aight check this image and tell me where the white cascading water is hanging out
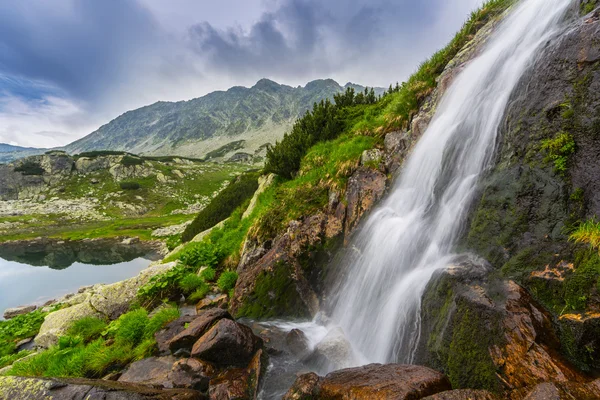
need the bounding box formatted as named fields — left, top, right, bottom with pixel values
left=325, top=0, right=573, bottom=368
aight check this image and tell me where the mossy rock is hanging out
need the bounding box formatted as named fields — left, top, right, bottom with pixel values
left=235, top=261, right=311, bottom=319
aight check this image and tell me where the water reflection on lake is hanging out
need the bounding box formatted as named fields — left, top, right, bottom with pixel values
left=0, top=239, right=162, bottom=316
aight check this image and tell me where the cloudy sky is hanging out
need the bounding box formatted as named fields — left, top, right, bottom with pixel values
left=0, top=0, right=485, bottom=148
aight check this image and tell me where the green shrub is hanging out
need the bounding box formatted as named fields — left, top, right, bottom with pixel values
left=120, top=155, right=144, bottom=166
left=67, top=317, right=107, bottom=342
left=217, top=271, right=238, bottom=293
left=119, top=181, right=141, bottom=190
left=179, top=242, right=222, bottom=268
left=137, top=265, right=191, bottom=303
left=181, top=172, right=259, bottom=242
left=200, top=267, right=216, bottom=282
left=77, top=150, right=128, bottom=158
left=541, top=132, right=576, bottom=175
left=166, top=235, right=182, bottom=251
left=179, top=273, right=205, bottom=294
left=14, top=161, right=44, bottom=176
left=188, top=282, right=210, bottom=303
left=0, top=310, right=47, bottom=359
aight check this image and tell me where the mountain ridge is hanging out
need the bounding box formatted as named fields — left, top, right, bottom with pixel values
left=64, top=78, right=384, bottom=160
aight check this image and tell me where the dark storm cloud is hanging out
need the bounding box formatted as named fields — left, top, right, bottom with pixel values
left=0, top=0, right=159, bottom=102
left=187, top=0, right=459, bottom=85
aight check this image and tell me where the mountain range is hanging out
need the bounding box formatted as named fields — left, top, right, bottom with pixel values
left=1, top=78, right=382, bottom=164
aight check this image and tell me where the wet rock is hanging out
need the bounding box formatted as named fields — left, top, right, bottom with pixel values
left=411, top=113, right=431, bottom=140
left=284, top=364, right=451, bottom=400
left=309, top=327, right=353, bottom=369
left=208, top=349, right=265, bottom=400
left=383, top=130, right=411, bottom=172
left=170, top=358, right=216, bottom=392
left=422, top=389, right=500, bottom=399
left=0, top=376, right=205, bottom=400
left=285, top=329, right=310, bottom=359
left=556, top=312, right=600, bottom=372
left=191, top=319, right=263, bottom=367
left=196, top=294, right=228, bottom=313
left=155, top=315, right=196, bottom=355
left=168, top=309, right=232, bottom=354
left=118, top=356, right=177, bottom=388
left=345, top=167, right=387, bottom=239
left=384, top=131, right=409, bottom=154
left=416, top=260, right=589, bottom=393
left=3, top=305, right=37, bottom=319
left=282, top=372, right=321, bottom=400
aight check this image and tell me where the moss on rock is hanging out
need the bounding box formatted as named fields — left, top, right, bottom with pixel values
left=236, top=261, right=311, bottom=319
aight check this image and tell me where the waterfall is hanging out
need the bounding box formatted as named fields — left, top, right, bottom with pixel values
left=326, top=0, right=573, bottom=367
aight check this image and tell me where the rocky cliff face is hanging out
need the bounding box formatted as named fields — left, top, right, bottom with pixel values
left=461, top=1, right=600, bottom=374
left=411, top=2, right=600, bottom=396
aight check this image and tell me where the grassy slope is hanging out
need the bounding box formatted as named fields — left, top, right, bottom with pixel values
left=0, top=161, right=247, bottom=243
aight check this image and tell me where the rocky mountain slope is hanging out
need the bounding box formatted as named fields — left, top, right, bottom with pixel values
left=64, top=79, right=382, bottom=160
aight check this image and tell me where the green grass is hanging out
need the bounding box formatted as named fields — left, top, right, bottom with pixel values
left=570, top=219, right=600, bottom=253
left=188, top=283, right=210, bottom=303
left=67, top=317, right=108, bottom=343
left=200, top=267, right=216, bottom=282
left=0, top=311, right=47, bottom=360
left=6, top=306, right=179, bottom=378
left=257, top=134, right=375, bottom=239
left=217, top=271, right=238, bottom=293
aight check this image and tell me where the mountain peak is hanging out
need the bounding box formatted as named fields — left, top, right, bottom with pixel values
left=252, top=78, right=281, bottom=92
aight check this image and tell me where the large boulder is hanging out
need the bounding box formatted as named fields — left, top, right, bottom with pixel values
left=283, top=364, right=451, bottom=400
left=168, top=309, right=233, bottom=354
left=34, top=301, right=104, bottom=348
left=415, top=256, right=588, bottom=393
left=35, top=261, right=177, bottom=347
left=191, top=319, right=263, bottom=367
left=74, top=156, right=113, bottom=173
left=118, top=356, right=215, bottom=392
left=0, top=376, right=205, bottom=400
left=308, top=327, right=354, bottom=370
left=155, top=315, right=196, bottom=355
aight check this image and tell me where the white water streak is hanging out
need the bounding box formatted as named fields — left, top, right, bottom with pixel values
left=327, top=0, right=573, bottom=367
